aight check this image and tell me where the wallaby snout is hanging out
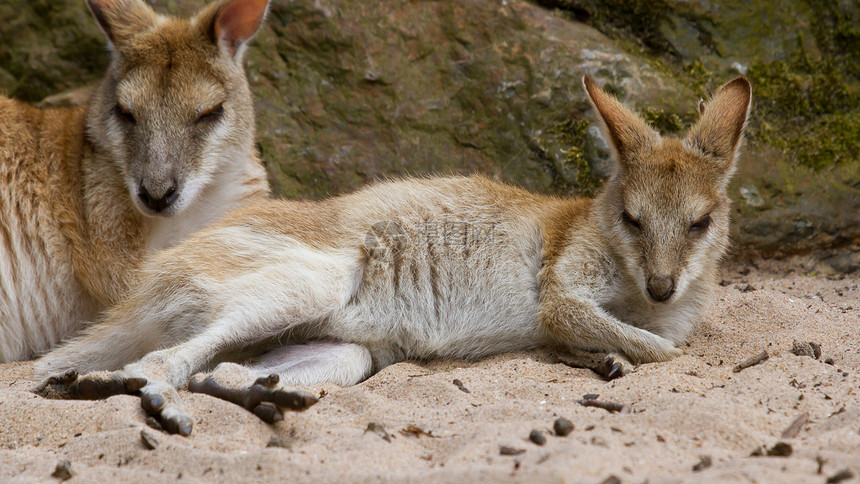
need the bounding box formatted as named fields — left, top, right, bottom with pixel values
left=646, top=275, right=675, bottom=302
left=138, top=179, right=179, bottom=214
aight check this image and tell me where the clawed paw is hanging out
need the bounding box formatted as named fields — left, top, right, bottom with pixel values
left=599, top=353, right=635, bottom=380
left=188, top=373, right=318, bottom=424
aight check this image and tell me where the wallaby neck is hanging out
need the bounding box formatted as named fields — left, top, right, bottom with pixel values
left=144, top=146, right=269, bottom=253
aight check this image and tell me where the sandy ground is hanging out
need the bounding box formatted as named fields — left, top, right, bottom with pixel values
left=0, top=262, right=857, bottom=483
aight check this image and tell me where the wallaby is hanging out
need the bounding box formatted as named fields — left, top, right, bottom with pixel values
left=35, top=76, right=752, bottom=436
left=0, top=0, right=272, bottom=362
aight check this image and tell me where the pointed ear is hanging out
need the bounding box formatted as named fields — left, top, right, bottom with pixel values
left=196, top=0, right=270, bottom=60
left=686, top=77, right=751, bottom=166
left=582, top=75, right=660, bottom=165
left=86, top=0, right=159, bottom=48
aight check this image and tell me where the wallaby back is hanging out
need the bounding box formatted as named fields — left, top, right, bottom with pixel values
left=0, top=0, right=272, bottom=362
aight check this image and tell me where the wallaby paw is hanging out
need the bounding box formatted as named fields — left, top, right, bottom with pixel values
left=556, top=349, right=635, bottom=380
left=31, top=369, right=147, bottom=400
left=600, top=353, right=635, bottom=380
left=188, top=372, right=318, bottom=424
left=629, top=339, right=683, bottom=364
left=139, top=381, right=193, bottom=436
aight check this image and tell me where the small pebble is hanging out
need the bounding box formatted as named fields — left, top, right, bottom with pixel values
left=452, top=379, right=471, bottom=393
left=767, top=442, right=793, bottom=457
left=499, top=445, right=525, bottom=456
left=140, top=430, right=159, bottom=450
left=827, top=469, right=854, bottom=484
left=51, top=460, right=73, bottom=481
left=692, top=455, right=712, bottom=472
left=553, top=417, right=574, bottom=437
left=529, top=429, right=546, bottom=446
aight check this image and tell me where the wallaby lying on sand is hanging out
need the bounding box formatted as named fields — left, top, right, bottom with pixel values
left=0, top=0, right=271, bottom=361
left=36, top=76, right=752, bottom=436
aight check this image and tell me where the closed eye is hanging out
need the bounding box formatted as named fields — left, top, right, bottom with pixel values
left=196, top=102, right=224, bottom=124
left=621, top=211, right=641, bottom=230
left=113, top=103, right=135, bottom=124
left=690, top=214, right=711, bottom=232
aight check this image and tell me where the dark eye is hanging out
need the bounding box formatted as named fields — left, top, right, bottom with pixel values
left=621, top=211, right=641, bottom=230
left=690, top=215, right=711, bottom=232
left=113, top=103, right=135, bottom=124
left=196, top=102, right=224, bottom=124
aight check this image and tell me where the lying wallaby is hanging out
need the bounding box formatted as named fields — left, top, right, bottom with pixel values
left=36, top=76, right=751, bottom=435
left=0, top=0, right=271, bottom=361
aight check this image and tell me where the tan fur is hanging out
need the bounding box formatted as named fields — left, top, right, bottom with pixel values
left=38, top=77, right=752, bottom=404
left=0, top=0, right=271, bottom=362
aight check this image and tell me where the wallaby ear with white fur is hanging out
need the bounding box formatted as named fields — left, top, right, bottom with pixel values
left=196, top=0, right=270, bottom=60
left=685, top=77, right=751, bottom=168
left=86, top=0, right=159, bottom=48
left=582, top=75, right=661, bottom=166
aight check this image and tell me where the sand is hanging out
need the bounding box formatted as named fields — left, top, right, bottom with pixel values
left=0, top=261, right=857, bottom=483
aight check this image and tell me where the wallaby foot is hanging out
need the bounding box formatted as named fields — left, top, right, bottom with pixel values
left=31, top=370, right=193, bottom=436
left=556, top=349, right=635, bottom=380
left=188, top=367, right=317, bottom=424
left=31, top=369, right=146, bottom=399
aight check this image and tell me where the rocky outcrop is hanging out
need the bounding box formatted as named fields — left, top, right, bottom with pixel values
left=1, top=0, right=857, bottom=271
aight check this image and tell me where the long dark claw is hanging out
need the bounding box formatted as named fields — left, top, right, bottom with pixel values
left=252, top=402, right=284, bottom=424
left=140, top=392, right=165, bottom=414
left=603, top=357, right=624, bottom=380
left=255, top=374, right=280, bottom=387
left=267, top=387, right=318, bottom=411
left=160, top=414, right=193, bottom=436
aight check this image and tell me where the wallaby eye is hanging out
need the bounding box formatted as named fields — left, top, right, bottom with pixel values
left=621, top=211, right=641, bottom=230
left=690, top=214, right=711, bottom=232
left=113, top=103, right=135, bottom=124
left=196, top=102, right=224, bottom=124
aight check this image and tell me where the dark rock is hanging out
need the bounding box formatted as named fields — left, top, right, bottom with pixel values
left=499, top=445, right=526, bottom=456
left=529, top=429, right=546, bottom=445
left=692, top=455, right=712, bottom=472
left=554, top=417, right=574, bottom=436
left=51, top=460, right=73, bottom=481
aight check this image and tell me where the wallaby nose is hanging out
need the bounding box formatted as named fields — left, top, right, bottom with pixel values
left=138, top=180, right=179, bottom=213
left=647, top=275, right=676, bottom=302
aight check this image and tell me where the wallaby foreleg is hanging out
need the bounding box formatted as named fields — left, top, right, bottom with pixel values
left=542, top=298, right=682, bottom=365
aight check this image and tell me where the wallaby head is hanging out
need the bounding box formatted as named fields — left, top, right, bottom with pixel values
left=584, top=76, right=751, bottom=304
left=85, top=0, right=269, bottom=217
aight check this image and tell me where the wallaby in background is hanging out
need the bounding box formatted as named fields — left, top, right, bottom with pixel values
left=36, top=76, right=752, bottom=436
left=0, top=0, right=272, bottom=362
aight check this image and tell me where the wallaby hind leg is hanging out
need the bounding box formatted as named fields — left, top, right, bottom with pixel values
left=187, top=341, right=371, bottom=423
left=118, top=246, right=362, bottom=388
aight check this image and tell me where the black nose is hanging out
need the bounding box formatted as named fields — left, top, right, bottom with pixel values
left=138, top=181, right=179, bottom=213
left=647, top=275, right=676, bottom=302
